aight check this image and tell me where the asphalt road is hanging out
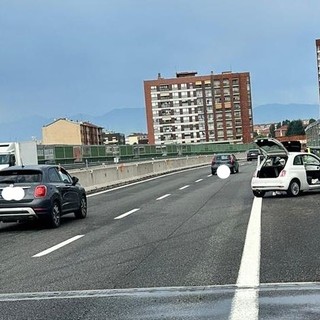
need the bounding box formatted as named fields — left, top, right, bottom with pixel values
left=1, top=161, right=320, bottom=319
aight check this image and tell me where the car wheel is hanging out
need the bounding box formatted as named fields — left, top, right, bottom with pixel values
left=253, top=190, right=265, bottom=197
left=287, top=179, right=301, bottom=197
left=74, top=196, right=87, bottom=219
left=48, top=201, right=61, bottom=228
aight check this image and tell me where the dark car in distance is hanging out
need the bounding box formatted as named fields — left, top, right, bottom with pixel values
left=211, top=153, right=239, bottom=175
left=246, top=148, right=261, bottom=161
left=0, top=165, right=87, bottom=228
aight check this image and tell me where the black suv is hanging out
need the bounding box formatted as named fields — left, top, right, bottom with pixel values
left=0, top=165, right=87, bottom=228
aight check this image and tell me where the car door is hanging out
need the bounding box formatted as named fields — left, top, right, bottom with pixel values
left=57, top=167, right=81, bottom=212
left=302, top=154, right=320, bottom=188
left=49, top=167, right=79, bottom=212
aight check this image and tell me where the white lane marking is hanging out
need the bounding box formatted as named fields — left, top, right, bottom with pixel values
left=156, top=194, right=171, bottom=200
left=207, top=174, right=212, bottom=177
left=195, top=179, right=203, bottom=183
left=179, top=185, right=190, bottom=190
left=33, top=235, right=84, bottom=258
left=229, top=196, right=262, bottom=320
left=114, top=208, right=140, bottom=220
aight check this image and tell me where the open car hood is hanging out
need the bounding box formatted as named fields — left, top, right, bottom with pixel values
left=255, top=138, right=289, bottom=157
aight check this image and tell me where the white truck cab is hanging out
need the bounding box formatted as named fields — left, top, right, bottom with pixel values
left=0, top=141, right=38, bottom=170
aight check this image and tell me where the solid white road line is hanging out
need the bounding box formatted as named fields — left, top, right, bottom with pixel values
left=179, top=185, right=190, bottom=190
left=195, top=179, right=203, bottom=183
left=156, top=194, right=171, bottom=200
left=229, top=196, right=262, bottom=320
left=33, top=235, right=85, bottom=258
left=114, top=208, right=140, bottom=220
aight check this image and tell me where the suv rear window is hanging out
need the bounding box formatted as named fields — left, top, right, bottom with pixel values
left=0, top=170, right=42, bottom=183
left=216, top=155, right=231, bottom=160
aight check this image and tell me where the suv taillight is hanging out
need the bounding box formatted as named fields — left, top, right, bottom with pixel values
left=34, top=185, right=47, bottom=198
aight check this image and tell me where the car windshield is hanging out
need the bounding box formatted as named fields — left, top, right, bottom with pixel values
left=0, top=170, right=42, bottom=183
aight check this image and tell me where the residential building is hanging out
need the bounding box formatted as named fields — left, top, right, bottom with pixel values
left=254, top=124, right=271, bottom=137
left=42, top=118, right=103, bottom=145
left=275, top=125, right=288, bottom=138
left=103, top=131, right=125, bottom=145
left=144, top=71, right=253, bottom=145
left=316, top=39, right=320, bottom=107
left=126, top=133, right=148, bottom=145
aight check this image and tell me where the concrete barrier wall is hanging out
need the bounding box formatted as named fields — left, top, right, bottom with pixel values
left=70, top=155, right=213, bottom=193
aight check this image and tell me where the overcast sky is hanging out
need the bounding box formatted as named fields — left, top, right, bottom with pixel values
left=1, top=0, right=320, bottom=122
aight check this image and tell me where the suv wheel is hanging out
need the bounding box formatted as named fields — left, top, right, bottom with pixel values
left=74, top=196, right=87, bottom=219
left=48, top=201, right=61, bottom=228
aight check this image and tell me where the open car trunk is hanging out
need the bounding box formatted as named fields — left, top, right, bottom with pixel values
left=257, top=155, right=288, bottom=178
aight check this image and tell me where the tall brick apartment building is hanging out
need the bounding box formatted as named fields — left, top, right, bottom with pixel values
left=316, top=39, right=320, bottom=101
left=144, top=71, right=254, bottom=144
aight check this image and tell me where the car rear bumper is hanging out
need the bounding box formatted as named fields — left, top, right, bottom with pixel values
left=0, top=206, right=52, bottom=222
left=0, top=207, right=38, bottom=222
left=211, top=163, right=235, bottom=171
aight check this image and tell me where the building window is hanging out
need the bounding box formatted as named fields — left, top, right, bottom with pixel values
left=214, top=80, right=220, bottom=88
left=181, top=91, right=188, bottom=97
left=197, top=98, right=203, bottom=105
left=205, top=90, right=212, bottom=97
left=232, top=79, right=239, bottom=86
left=227, top=129, right=233, bottom=136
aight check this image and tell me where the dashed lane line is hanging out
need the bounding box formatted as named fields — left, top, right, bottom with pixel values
left=179, top=185, right=190, bottom=190
left=156, top=194, right=171, bottom=200
left=114, top=208, right=140, bottom=220
left=33, top=235, right=85, bottom=258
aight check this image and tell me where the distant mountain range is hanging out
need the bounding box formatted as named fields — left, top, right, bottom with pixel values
left=0, top=108, right=147, bottom=142
left=0, top=104, right=318, bottom=142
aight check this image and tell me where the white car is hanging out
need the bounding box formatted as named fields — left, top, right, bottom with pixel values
left=251, top=138, right=320, bottom=197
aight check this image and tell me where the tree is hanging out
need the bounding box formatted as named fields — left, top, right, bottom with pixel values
left=309, top=118, right=316, bottom=124
left=276, top=122, right=281, bottom=129
left=286, top=120, right=305, bottom=136
left=269, top=123, right=275, bottom=138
